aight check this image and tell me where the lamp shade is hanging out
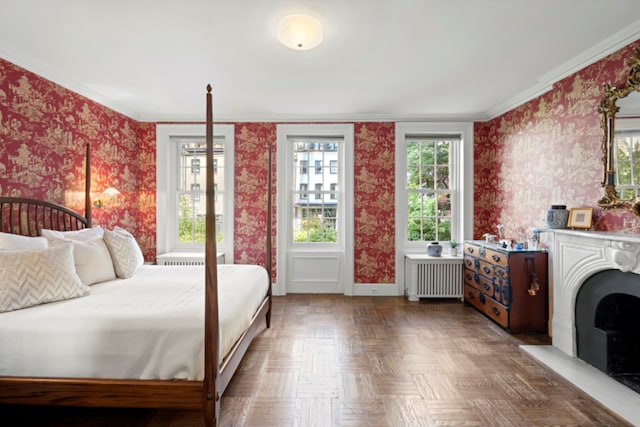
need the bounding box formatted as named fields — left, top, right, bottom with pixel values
left=277, top=14, right=323, bottom=50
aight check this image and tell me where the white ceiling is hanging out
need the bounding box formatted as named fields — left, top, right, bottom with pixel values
left=1, top=0, right=639, bottom=123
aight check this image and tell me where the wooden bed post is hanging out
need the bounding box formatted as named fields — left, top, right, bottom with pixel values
left=85, top=143, right=92, bottom=227
left=203, top=84, right=219, bottom=426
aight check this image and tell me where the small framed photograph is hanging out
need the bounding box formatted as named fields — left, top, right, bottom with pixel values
left=568, top=207, right=593, bottom=229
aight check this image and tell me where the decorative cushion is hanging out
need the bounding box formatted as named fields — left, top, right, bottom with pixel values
left=0, top=232, right=48, bottom=250
left=41, top=226, right=104, bottom=241
left=0, top=243, right=89, bottom=313
left=103, top=227, right=144, bottom=279
left=48, top=237, right=116, bottom=286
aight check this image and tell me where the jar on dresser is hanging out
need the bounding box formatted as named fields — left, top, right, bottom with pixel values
left=462, top=240, right=548, bottom=333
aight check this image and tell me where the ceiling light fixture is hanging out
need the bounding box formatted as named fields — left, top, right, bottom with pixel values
left=277, top=14, right=323, bottom=51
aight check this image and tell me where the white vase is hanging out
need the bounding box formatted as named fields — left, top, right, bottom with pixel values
left=449, top=247, right=458, bottom=256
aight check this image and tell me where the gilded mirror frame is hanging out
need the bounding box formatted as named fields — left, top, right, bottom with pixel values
left=597, top=45, right=640, bottom=217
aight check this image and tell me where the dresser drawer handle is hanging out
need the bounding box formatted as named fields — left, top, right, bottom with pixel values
left=482, top=282, right=491, bottom=291
left=482, top=266, right=491, bottom=275
left=465, top=258, right=473, bottom=267
left=467, top=292, right=475, bottom=300
left=492, top=254, right=501, bottom=262
left=474, top=259, right=480, bottom=269
left=474, top=273, right=480, bottom=284
left=468, top=247, right=474, bottom=254
left=478, top=293, right=486, bottom=304
left=491, top=307, right=500, bottom=316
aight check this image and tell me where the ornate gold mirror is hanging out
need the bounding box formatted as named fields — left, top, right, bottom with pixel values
left=598, top=45, right=640, bottom=217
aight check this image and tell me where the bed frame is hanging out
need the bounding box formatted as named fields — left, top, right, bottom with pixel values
left=0, top=85, right=272, bottom=427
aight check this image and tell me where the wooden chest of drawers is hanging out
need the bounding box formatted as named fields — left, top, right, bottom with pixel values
left=463, top=240, right=548, bottom=333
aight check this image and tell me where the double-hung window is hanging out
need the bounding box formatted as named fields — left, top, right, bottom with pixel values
left=156, top=124, right=234, bottom=262
left=396, top=122, right=472, bottom=253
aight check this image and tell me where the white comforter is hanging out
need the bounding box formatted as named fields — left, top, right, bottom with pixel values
left=0, top=264, right=268, bottom=381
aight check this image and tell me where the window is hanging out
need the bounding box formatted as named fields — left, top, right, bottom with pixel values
left=177, top=138, right=225, bottom=245
left=396, top=122, right=472, bottom=252
left=405, top=137, right=455, bottom=242
left=614, top=119, right=640, bottom=199
left=330, top=160, right=338, bottom=174
left=300, top=160, right=308, bottom=175
left=156, top=124, right=235, bottom=261
left=290, top=137, right=342, bottom=243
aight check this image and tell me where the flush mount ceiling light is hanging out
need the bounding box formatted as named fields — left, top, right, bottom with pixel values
left=277, top=14, right=323, bottom=50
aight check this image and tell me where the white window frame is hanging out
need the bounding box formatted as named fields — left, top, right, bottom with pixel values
left=156, top=123, right=234, bottom=263
left=395, top=122, right=473, bottom=293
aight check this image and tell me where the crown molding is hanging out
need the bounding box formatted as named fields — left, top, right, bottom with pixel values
left=0, top=43, right=140, bottom=121
left=484, top=20, right=640, bottom=121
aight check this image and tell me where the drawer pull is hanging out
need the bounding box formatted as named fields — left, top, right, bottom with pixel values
left=482, top=282, right=491, bottom=291
left=492, top=254, right=501, bottom=262
left=467, top=292, right=475, bottom=299
left=479, top=293, right=486, bottom=304
left=474, top=273, right=480, bottom=284
left=468, top=247, right=474, bottom=254
left=465, top=258, right=473, bottom=267
left=492, top=307, right=500, bottom=316
left=482, top=266, right=491, bottom=275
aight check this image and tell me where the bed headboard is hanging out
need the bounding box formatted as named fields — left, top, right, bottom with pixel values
left=0, top=144, right=92, bottom=236
left=0, top=198, right=89, bottom=236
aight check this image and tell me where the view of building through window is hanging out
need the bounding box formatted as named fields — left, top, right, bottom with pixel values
left=291, top=139, right=341, bottom=242
left=177, top=137, right=225, bottom=244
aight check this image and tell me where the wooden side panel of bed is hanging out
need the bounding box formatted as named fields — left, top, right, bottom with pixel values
left=0, top=87, right=272, bottom=427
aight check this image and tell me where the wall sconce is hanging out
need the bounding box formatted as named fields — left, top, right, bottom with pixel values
left=93, top=187, right=120, bottom=209
left=277, top=14, right=323, bottom=50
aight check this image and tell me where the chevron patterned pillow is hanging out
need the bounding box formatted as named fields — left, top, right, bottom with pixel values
left=103, top=227, right=144, bottom=279
left=0, top=243, right=89, bottom=313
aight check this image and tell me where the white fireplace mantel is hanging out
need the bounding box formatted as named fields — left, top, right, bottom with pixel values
left=549, top=229, right=640, bottom=356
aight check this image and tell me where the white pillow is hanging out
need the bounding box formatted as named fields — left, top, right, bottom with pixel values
left=41, top=226, right=104, bottom=241
left=48, top=237, right=116, bottom=286
left=103, top=227, right=144, bottom=279
left=0, top=243, right=89, bottom=313
left=0, top=232, right=48, bottom=250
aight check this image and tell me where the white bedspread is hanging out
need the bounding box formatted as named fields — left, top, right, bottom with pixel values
left=0, top=264, right=268, bottom=380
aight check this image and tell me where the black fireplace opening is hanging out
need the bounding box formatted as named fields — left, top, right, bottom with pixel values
left=575, top=269, right=640, bottom=394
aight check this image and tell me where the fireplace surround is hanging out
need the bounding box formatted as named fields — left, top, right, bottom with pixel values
left=549, top=229, right=640, bottom=357
left=522, top=229, right=640, bottom=424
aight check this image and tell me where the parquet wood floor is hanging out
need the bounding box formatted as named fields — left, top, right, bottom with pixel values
left=1, top=294, right=632, bottom=426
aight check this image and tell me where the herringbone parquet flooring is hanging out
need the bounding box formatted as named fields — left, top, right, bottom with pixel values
left=1, top=294, right=632, bottom=426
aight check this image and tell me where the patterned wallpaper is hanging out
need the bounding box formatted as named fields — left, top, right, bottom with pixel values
left=2, top=38, right=639, bottom=283
left=0, top=58, right=149, bottom=258
left=474, top=40, right=640, bottom=241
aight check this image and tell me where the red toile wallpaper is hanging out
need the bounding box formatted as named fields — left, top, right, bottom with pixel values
left=233, top=123, right=277, bottom=276
left=474, top=40, right=640, bottom=241
left=354, top=123, right=396, bottom=284
left=0, top=58, right=153, bottom=260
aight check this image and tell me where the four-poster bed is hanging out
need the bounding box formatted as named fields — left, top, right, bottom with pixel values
left=0, top=85, right=272, bottom=426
